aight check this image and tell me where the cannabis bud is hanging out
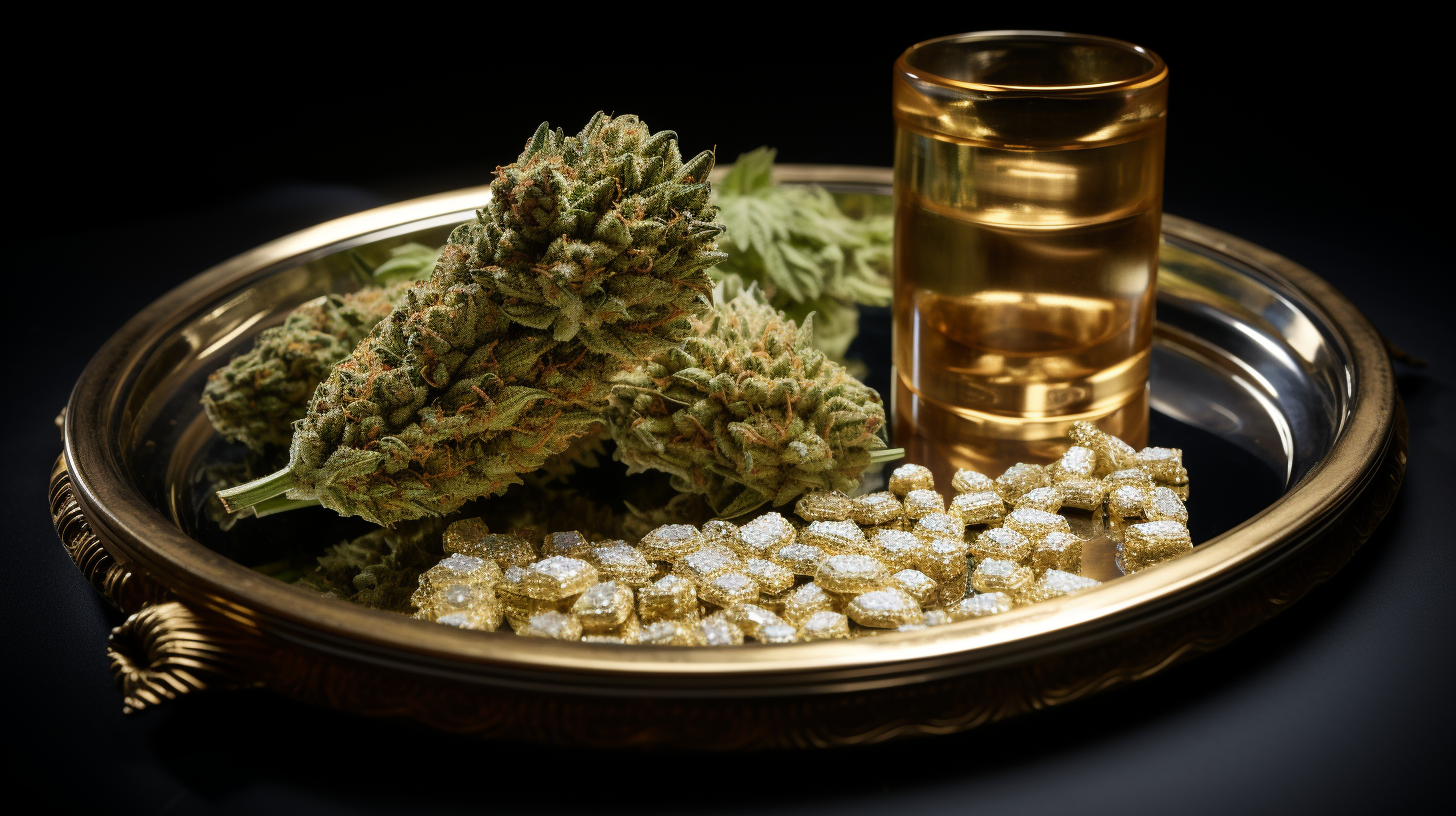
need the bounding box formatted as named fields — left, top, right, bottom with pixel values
left=219, top=113, right=724, bottom=524
left=201, top=282, right=409, bottom=453
left=201, top=243, right=440, bottom=453
left=605, top=286, right=891, bottom=517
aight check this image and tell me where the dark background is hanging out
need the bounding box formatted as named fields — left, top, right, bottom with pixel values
left=11, top=8, right=1451, bottom=815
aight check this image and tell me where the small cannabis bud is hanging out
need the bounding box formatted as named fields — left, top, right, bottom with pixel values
left=294, top=518, right=446, bottom=611
left=605, top=286, right=893, bottom=517
left=711, top=147, right=892, bottom=361
left=219, top=113, right=724, bottom=524
left=201, top=243, right=440, bottom=453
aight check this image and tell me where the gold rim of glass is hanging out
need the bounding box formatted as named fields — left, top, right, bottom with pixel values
left=896, top=30, right=1168, bottom=95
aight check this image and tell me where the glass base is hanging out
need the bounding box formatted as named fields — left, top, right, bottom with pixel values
left=891, top=372, right=1149, bottom=485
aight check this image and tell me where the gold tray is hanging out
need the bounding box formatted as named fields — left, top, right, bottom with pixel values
left=51, top=166, right=1404, bottom=748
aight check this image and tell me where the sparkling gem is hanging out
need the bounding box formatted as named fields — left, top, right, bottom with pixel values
left=1107, top=484, right=1152, bottom=520
left=851, top=491, right=904, bottom=526
left=413, top=553, right=502, bottom=608
left=571, top=581, right=634, bottom=632
left=1052, top=446, right=1100, bottom=480
left=971, top=558, right=1035, bottom=594
left=1033, top=531, right=1084, bottom=572
left=677, top=544, right=743, bottom=582
left=743, top=558, right=795, bottom=595
left=950, top=490, right=1006, bottom=525
left=799, top=610, right=851, bottom=640
left=1136, top=446, right=1188, bottom=484
left=726, top=604, right=787, bottom=637
left=1105, top=468, right=1156, bottom=490
left=816, top=553, right=892, bottom=594
left=846, top=588, right=924, bottom=628
left=918, top=537, right=971, bottom=581
left=801, top=520, right=868, bottom=554
left=756, top=587, right=792, bottom=615
left=938, top=570, right=969, bottom=604
left=944, top=592, right=1014, bottom=620
left=521, top=556, right=598, bottom=601
left=1014, top=486, right=1064, bottom=513
left=1070, top=421, right=1139, bottom=472
left=606, top=614, right=643, bottom=642
left=922, top=609, right=953, bottom=626
left=756, top=623, right=799, bottom=644
left=869, top=528, right=927, bottom=570
left=913, top=511, right=965, bottom=542
left=903, top=489, right=946, bottom=520
left=1058, top=477, right=1106, bottom=511
left=496, top=566, right=545, bottom=626
left=698, top=615, right=744, bottom=646
left=995, top=463, right=1050, bottom=502
left=541, top=530, right=592, bottom=558
left=774, top=542, right=828, bottom=576
left=1144, top=486, right=1189, bottom=524
left=794, top=490, right=855, bottom=522
left=637, top=574, right=699, bottom=622
left=518, top=611, right=583, bottom=640
left=1019, top=569, right=1102, bottom=604
left=701, top=518, right=738, bottom=542
left=432, top=608, right=494, bottom=630
left=972, top=526, right=1032, bottom=562
left=890, top=569, right=939, bottom=605
left=441, top=517, right=490, bottom=555
left=951, top=469, right=996, bottom=494
left=586, top=542, right=656, bottom=586
left=442, top=584, right=478, bottom=607
left=1121, top=520, right=1193, bottom=572
left=782, top=582, right=838, bottom=626
left=1004, top=507, right=1072, bottom=545
left=635, top=620, right=700, bottom=646
left=473, top=534, right=536, bottom=570
left=736, top=513, right=795, bottom=557
left=888, top=464, right=935, bottom=496
left=699, top=572, right=761, bottom=608
left=639, top=524, right=702, bottom=560
left=416, top=581, right=503, bottom=630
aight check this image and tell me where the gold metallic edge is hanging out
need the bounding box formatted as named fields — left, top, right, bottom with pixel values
left=59, top=167, right=1396, bottom=696
left=895, top=30, right=1169, bottom=95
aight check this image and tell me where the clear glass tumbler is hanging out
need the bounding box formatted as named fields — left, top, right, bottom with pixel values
left=892, top=30, right=1168, bottom=479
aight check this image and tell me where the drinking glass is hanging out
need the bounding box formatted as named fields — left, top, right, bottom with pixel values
left=892, top=30, right=1169, bottom=478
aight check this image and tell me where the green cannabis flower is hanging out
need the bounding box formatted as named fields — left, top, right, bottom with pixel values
left=711, top=147, right=892, bottom=360
left=219, top=113, right=724, bottom=525
left=605, top=286, right=891, bottom=517
left=294, top=519, right=446, bottom=611
left=201, top=243, right=439, bottom=453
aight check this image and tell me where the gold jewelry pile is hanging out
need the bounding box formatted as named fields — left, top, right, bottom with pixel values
left=411, top=422, right=1191, bottom=645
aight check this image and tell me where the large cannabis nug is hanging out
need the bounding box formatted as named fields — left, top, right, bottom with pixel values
left=605, top=286, right=890, bottom=517
left=201, top=243, right=439, bottom=453
left=219, top=113, right=724, bottom=524
left=711, top=148, right=892, bottom=361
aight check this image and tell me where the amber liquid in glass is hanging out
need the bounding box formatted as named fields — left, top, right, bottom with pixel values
left=892, top=125, right=1163, bottom=476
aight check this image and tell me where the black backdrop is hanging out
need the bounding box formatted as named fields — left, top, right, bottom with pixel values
left=11, top=8, right=1451, bottom=815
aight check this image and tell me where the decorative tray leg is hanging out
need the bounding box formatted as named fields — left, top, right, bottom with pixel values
left=49, top=455, right=258, bottom=712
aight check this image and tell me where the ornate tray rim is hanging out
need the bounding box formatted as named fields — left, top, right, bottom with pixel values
left=52, top=166, right=1403, bottom=740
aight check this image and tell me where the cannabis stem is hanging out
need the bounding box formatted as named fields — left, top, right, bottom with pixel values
left=217, top=468, right=298, bottom=514
left=870, top=448, right=906, bottom=464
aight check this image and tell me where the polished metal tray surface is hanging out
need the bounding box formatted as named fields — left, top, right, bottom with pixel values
left=51, top=166, right=1403, bottom=747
